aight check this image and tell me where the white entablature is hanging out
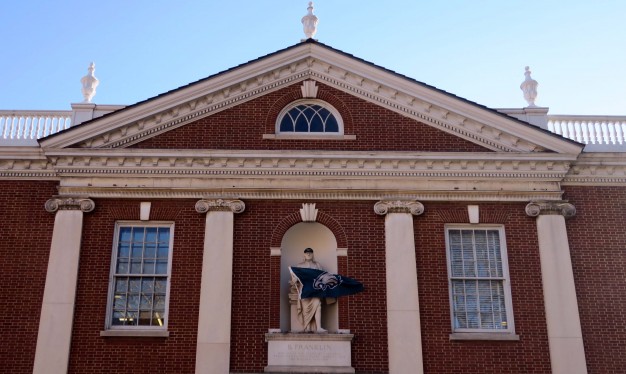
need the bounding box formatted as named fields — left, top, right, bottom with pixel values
left=38, top=41, right=582, bottom=155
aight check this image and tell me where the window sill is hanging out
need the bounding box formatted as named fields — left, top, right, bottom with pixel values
left=100, top=330, right=169, bottom=338
left=449, top=332, right=519, bottom=341
left=263, top=134, right=356, bottom=140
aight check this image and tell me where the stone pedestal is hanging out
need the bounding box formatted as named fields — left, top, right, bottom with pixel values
left=265, top=333, right=355, bottom=373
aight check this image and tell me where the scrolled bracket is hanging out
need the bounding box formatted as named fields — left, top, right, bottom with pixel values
left=45, top=196, right=95, bottom=213
left=195, top=199, right=245, bottom=214
left=525, top=201, right=576, bottom=218
left=374, top=200, right=424, bottom=216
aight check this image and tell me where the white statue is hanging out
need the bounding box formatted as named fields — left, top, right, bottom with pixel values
left=81, top=62, right=99, bottom=103
left=520, top=66, right=538, bottom=107
left=291, top=248, right=326, bottom=332
left=301, top=2, right=319, bottom=40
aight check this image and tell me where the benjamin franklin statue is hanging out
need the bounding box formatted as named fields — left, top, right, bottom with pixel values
left=291, top=248, right=327, bottom=332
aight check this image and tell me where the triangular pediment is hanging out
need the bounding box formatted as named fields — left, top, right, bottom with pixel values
left=40, top=40, right=582, bottom=155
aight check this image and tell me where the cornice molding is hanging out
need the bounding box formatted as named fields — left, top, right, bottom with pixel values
left=45, top=196, right=95, bottom=213
left=0, top=149, right=54, bottom=178
left=195, top=199, right=245, bottom=214
left=374, top=200, right=425, bottom=215
left=562, top=152, right=626, bottom=186
left=39, top=150, right=574, bottom=181
left=56, top=187, right=564, bottom=202
left=37, top=43, right=582, bottom=154
left=525, top=201, right=576, bottom=218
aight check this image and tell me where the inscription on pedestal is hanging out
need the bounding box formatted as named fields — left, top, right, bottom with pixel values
left=265, top=333, right=355, bottom=373
left=270, top=342, right=347, bottom=366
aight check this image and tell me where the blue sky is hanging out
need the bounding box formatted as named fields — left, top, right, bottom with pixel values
left=1, top=1, right=624, bottom=114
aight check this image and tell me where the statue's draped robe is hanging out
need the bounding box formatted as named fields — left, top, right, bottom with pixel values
left=297, top=297, right=322, bottom=331
left=294, top=260, right=323, bottom=331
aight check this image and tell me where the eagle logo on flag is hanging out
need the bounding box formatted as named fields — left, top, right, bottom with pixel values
left=313, top=272, right=342, bottom=291
left=290, top=267, right=364, bottom=299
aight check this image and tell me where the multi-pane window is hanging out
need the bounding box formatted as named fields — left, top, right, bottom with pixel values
left=106, top=223, right=173, bottom=330
left=445, top=226, right=514, bottom=333
left=277, top=100, right=342, bottom=134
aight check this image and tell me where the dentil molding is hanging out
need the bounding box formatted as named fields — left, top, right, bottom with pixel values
left=56, top=187, right=565, bottom=202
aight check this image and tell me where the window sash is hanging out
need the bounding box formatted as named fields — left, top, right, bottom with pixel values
left=106, top=222, right=174, bottom=330
left=276, top=99, right=344, bottom=135
left=445, top=226, right=514, bottom=333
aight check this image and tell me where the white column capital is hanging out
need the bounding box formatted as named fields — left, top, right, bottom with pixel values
left=45, top=196, right=95, bottom=213
left=195, top=199, right=245, bottom=214
left=374, top=200, right=424, bottom=216
left=525, top=201, right=576, bottom=218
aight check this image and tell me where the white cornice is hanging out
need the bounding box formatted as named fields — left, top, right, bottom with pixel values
left=37, top=43, right=583, bottom=155
left=563, top=152, right=626, bottom=185
left=0, top=147, right=54, bottom=179
left=56, top=186, right=563, bottom=202
left=0, top=146, right=46, bottom=159
left=39, top=149, right=569, bottom=199
left=40, top=149, right=574, bottom=181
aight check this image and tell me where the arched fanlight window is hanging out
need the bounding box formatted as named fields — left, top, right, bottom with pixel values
left=277, top=100, right=343, bottom=134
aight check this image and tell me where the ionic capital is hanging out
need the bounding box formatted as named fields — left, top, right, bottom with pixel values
left=374, top=200, right=424, bottom=216
left=195, top=199, right=245, bottom=214
left=45, top=196, right=95, bottom=213
left=525, top=201, right=576, bottom=218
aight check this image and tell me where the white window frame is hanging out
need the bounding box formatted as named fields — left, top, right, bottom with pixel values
left=444, top=225, right=516, bottom=336
left=104, top=221, right=174, bottom=332
left=274, top=99, right=345, bottom=138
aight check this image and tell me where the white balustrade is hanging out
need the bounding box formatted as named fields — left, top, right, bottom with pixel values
left=1, top=110, right=625, bottom=151
left=0, top=110, right=72, bottom=140
left=548, top=115, right=626, bottom=148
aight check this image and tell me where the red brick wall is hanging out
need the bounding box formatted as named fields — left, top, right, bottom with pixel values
left=0, top=181, right=57, bottom=373
left=130, top=82, right=490, bottom=153
left=68, top=199, right=390, bottom=373
left=69, top=199, right=204, bottom=374
left=65, top=199, right=555, bottom=374
left=564, top=186, right=626, bottom=373
left=231, top=200, right=551, bottom=373
left=230, top=200, right=388, bottom=373
left=416, top=203, right=552, bottom=373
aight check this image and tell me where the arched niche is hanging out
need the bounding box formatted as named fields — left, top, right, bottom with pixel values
left=279, top=222, right=338, bottom=332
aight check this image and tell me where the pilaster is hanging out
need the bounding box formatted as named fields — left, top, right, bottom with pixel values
left=33, top=196, right=95, bottom=374
left=195, top=199, right=245, bottom=374
left=525, top=201, right=588, bottom=374
left=374, top=200, right=424, bottom=374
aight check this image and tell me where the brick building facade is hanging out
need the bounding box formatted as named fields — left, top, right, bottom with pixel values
left=1, top=40, right=624, bottom=373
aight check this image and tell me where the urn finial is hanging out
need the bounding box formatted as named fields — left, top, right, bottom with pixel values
left=301, top=2, right=319, bottom=41
left=520, top=66, right=538, bottom=107
left=81, top=62, right=100, bottom=103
